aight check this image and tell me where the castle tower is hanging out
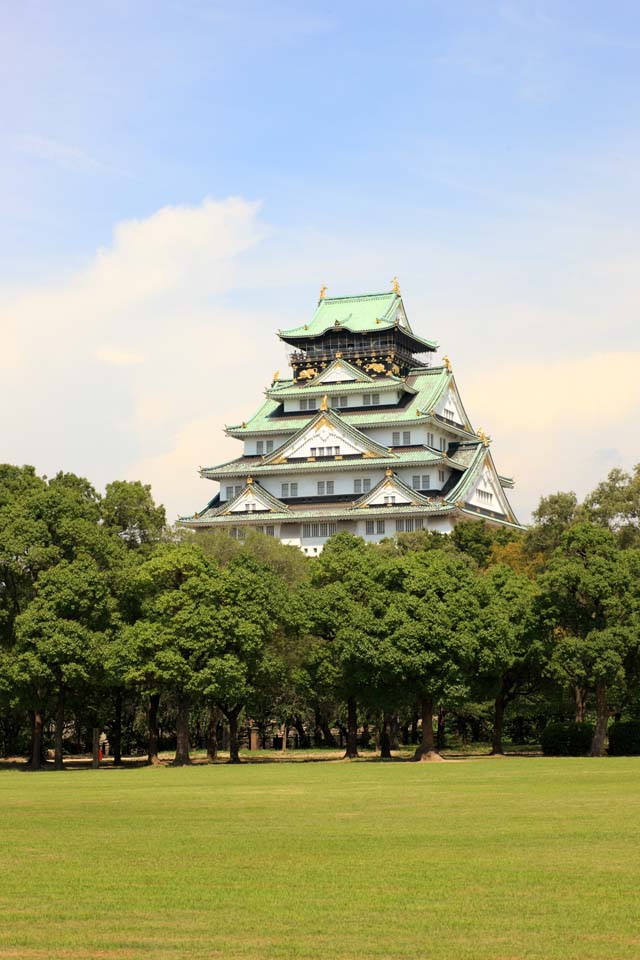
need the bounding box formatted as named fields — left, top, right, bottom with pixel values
left=179, top=286, right=523, bottom=553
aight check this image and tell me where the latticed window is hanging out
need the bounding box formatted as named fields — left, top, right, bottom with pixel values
left=392, top=431, right=400, bottom=445
left=366, top=520, right=374, bottom=534
left=376, top=519, right=385, bottom=534
left=302, top=522, right=337, bottom=539
left=438, top=470, right=445, bottom=483
left=396, top=518, right=424, bottom=533
left=444, top=408, right=454, bottom=422
left=266, top=525, right=275, bottom=536
left=403, top=431, right=411, bottom=445
left=290, top=483, right=298, bottom=497
left=281, top=483, right=289, bottom=497
left=257, top=441, right=264, bottom=454
left=266, top=440, right=274, bottom=453
left=317, top=481, right=325, bottom=496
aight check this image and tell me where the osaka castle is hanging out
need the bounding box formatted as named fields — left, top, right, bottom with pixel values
left=180, top=282, right=523, bottom=553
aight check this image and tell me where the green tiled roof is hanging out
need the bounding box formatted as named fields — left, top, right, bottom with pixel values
left=181, top=499, right=455, bottom=526
left=279, top=292, right=438, bottom=350
left=227, top=367, right=452, bottom=436
left=202, top=448, right=448, bottom=479
left=267, top=376, right=408, bottom=400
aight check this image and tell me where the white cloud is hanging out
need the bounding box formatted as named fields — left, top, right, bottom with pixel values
left=96, top=347, right=144, bottom=366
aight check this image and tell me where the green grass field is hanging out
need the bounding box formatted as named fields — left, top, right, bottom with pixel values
left=1, top=758, right=639, bottom=960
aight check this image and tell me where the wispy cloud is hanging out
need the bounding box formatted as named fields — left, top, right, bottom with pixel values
left=16, top=135, right=130, bottom=177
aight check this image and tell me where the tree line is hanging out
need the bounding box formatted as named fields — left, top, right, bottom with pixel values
left=1, top=462, right=639, bottom=768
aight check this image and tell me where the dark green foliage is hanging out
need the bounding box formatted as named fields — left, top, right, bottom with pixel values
left=607, top=720, right=640, bottom=755
left=540, top=721, right=594, bottom=756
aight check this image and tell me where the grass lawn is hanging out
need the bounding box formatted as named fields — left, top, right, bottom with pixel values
left=1, top=758, right=639, bottom=960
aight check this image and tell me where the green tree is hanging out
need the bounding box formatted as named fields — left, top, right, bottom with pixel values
left=537, top=523, right=638, bottom=755
left=306, top=534, right=388, bottom=758
left=384, top=550, right=479, bottom=760
left=474, top=563, right=540, bottom=754
left=581, top=465, right=640, bottom=547
left=14, top=557, right=118, bottom=768
left=101, top=480, right=166, bottom=548
left=524, top=491, right=578, bottom=558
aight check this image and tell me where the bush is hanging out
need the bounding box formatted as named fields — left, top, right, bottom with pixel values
left=608, top=721, right=640, bottom=756
left=540, top=721, right=593, bottom=756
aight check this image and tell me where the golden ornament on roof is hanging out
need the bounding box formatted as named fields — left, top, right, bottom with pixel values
left=319, top=285, right=327, bottom=300
left=385, top=467, right=393, bottom=477
left=476, top=428, right=491, bottom=447
left=272, top=370, right=279, bottom=382
left=391, top=276, right=400, bottom=294
left=247, top=476, right=254, bottom=485
left=320, top=394, right=328, bottom=411
left=442, top=355, right=452, bottom=372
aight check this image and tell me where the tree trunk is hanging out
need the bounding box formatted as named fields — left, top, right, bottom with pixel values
left=148, top=693, right=160, bottom=765
left=113, top=690, right=123, bottom=765
left=206, top=705, right=220, bottom=762
left=379, top=713, right=392, bottom=759
left=226, top=706, right=242, bottom=763
left=281, top=723, right=288, bottom=752
left=410, top=707, right=419, bottom=744
left=54, top=688, right=65, bottom=770
left=414, top=696, right=443, bottom=762
left=320, top=717, right=337, bottom=748
left=293, top=716, right=308, bottom=748
left=390, top=714, right=400, bottom=750
left=491, top=692, right=506, bottom=755
left=590, top=681, right=609, bottom=757
left=574, top=684, right=587, bottom=724
left=30, top=707, right=44, bottom=770
left=173, top=695, right=191, bottom=765
left=436, top=706, right=446, bottom=751
left=344, top=697, right=359, bottom=759
left=91, top=727, right=100, bottom=768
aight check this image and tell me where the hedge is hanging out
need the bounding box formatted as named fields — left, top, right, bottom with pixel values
left=540, top=721, right=593, bottom=756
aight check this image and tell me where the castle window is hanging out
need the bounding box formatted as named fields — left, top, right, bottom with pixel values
left=412, top=476, right=420, bottom=490
left=372, top=393, right=380, bottom=405
left=266, top=440, right=273, bottom=453
left=438, top=470, right=445, bottom=483
left=363, top=393, right=370, bottom=406
left=444, top=408, right=454, bottom=422
left=366, top=520, right=374, bottom=535
left=478, top=489, right=493, bottom=504
left=303, top=522, right=337, bottom=539
left=317, top=481, right=325, bottom=496
left=235, top=486, right=243, bottom=495
left=354, top=478, right=371, bottom=494
left=281, top=483, right=289, bottom=497
left=377, top=519, right=386, bottom=534
left=257, top=441, right=264, bottom=454
left=427, top=432, right=434, bottom=447
left=439, top=437, right=446, bottom=451
left=266, top=525, right=274, bottom=537
left=290, top=483, right=298, bottom=497
left=423, top=475, right=430, bottom=489
left=226, top=486, right=234, bottom=499
left=392, top=431, right=400, bottom=445
left=245, top=502, right=256, bottom=512
left=403, top=431, right=411, bottom=445
left=384, top=495, right=396, bottom=505
left=327, top=481, right=334, bottom=494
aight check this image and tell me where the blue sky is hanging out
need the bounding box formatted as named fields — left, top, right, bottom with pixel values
left=2, top=1, right=640, bottom=520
